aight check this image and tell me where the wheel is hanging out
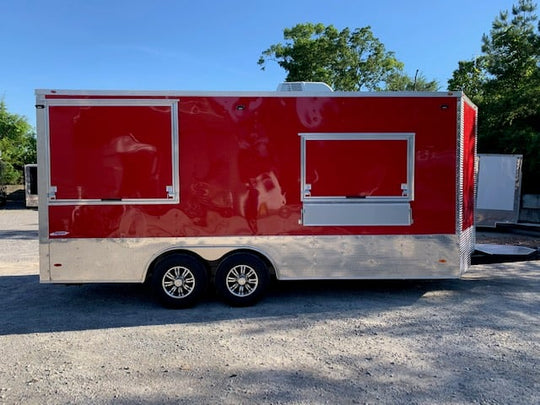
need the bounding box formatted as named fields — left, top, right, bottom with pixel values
left=215, top=253, right=269, bottom=307
left=151, top=254, right=207, bottom=308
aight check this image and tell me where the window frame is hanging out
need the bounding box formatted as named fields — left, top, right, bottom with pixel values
left=45, top=99, right=179, bottom=206
left=299, top=132, right=415, bottom=226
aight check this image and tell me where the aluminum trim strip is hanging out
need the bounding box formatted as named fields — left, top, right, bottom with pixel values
left=36, top=89, right=466, bottom=99
left=299, top=133, right=415, bottom=141
left=456, top=97, right=464, bottom=235
left=36, top=92, right=51, bottom=281
left=47, top=199, right=179, bottom=206
left=44, top=99, right=178, bottom=106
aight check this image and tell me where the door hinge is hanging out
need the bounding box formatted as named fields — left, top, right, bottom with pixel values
left=48, top=186, right=57, bottom=199
left=166, top=185, right=175, bottom=199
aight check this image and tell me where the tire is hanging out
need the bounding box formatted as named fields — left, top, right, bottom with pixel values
left=151, top=254, right=207, bottom=308
left=215, top=253, right=269, bottom=307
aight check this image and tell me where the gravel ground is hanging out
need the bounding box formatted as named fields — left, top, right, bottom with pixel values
left=0, top=205, right=539, bottom=404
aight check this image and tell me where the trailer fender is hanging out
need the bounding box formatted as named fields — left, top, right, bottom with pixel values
left=144, top=245, right=277, bottom=282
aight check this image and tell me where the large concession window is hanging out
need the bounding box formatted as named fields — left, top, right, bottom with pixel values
left=300, top=133, right=414, bottom=226
left=46, top=99, right=179, bottom=205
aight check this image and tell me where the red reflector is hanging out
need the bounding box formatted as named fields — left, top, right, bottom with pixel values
left=439, top=259, right=447, bottom=263
left=53, top=263, right=62, bottom=267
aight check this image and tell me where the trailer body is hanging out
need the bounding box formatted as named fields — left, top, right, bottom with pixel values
left=36, top=88, right=477, bottom=306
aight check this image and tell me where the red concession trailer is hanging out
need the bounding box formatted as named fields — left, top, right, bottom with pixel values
left=35, top=86, right=477, bottom=308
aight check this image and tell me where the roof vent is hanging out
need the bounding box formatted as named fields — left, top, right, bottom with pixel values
left=277, top=82, right=333, bottom=92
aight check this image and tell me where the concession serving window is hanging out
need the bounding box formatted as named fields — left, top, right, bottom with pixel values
left=300, top=133, right=415, bottom=226
left=46, top=99, right=179, bottom=205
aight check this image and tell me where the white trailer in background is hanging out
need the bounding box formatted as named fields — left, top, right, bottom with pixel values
left=476, top=154, right=522, bottom=227
left=24, top=164, right=38, bottom=208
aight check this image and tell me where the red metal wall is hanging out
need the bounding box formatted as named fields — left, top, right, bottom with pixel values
left=47, top=95, right=461, bottom=238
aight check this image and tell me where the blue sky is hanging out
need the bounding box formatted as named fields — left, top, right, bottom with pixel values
left=1, top=0, right=517, bottom=128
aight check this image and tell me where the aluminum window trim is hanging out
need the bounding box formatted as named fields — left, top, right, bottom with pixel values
left=299, top=132, right=415, bottom=203
left=44, top=99, right=180, bottom=205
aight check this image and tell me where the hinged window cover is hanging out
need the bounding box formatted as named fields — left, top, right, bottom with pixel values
left=300, top=133, right=415, bottom=202
left=46, top=99, right=179, bottom=205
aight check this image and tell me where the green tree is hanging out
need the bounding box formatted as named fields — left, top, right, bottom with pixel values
left=385, top=70, right=439, bottom=91
left=0, top=100, right=36, bottom=184
left=447, top=58, right=487, bottom=101
left=448, top=0, right=540, bottom=193
left=258, top=23, right=406, bottom=91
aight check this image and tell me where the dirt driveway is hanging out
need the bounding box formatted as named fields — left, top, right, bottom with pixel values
left=0, top=207, right=538, bottom=404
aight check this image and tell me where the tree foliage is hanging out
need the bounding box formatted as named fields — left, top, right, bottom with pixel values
left=448, top=0, right=540, bottom=193
left=259, top=23, right=408, bottom=91
left=447, top=58, right=487, bottom=101
left=0, top=100, right=36, bottom=184
left=385, top=70, right=439, bottom=91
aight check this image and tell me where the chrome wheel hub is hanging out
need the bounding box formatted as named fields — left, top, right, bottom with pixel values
left=226, top=265, right=258, bottom=297
left=162, top=266, right=195, bottom=298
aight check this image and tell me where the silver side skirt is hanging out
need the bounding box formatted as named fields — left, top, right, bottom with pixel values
left=41, top=234, right=465, bottom=283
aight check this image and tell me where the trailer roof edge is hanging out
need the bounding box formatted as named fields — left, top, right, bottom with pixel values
left=35, top=89, right=467, bottom=98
